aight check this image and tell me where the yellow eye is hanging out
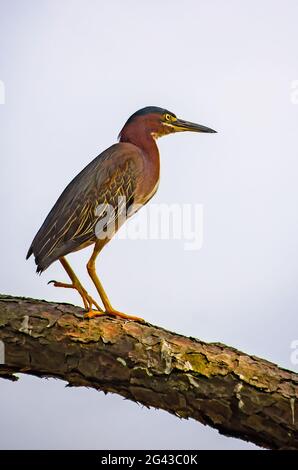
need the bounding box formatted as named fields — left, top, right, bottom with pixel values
left=165, top=114, right=172, bottom=121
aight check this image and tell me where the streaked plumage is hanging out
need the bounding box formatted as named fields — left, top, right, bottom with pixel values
left=27, top=144, right=139, bottom=272
left=27, top=106, right=216, bottom=321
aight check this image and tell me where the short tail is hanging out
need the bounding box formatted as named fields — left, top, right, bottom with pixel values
left=26, top=244, right=50, bottom=274
left=26, top=246, right=33, bottom=260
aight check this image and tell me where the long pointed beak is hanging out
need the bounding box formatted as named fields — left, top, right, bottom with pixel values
left=173, top=118, right=217, bottom=133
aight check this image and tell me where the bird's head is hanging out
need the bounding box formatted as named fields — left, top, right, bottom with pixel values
left=119, top=106, right=216, bottom=142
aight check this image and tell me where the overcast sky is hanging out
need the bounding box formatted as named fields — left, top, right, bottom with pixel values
left=1, top=0, right=298, bottom=450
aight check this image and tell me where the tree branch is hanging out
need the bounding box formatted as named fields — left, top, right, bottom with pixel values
left=0, top=294, right=297, bottom=449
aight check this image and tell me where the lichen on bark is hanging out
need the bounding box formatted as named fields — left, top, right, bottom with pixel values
left=0, top=294, right=297, bottom=449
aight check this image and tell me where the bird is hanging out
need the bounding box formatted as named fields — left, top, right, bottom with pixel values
left=27, top=106, right=216, bottom=321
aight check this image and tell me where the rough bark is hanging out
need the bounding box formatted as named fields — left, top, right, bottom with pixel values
left=0, top=294, right=297, bottom=449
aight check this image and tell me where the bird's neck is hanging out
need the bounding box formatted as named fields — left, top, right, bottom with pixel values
left=119, top=126, right=160, bottom=177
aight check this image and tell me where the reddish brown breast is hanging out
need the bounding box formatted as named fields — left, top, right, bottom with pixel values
left=119, top=117, right=160, bottom=207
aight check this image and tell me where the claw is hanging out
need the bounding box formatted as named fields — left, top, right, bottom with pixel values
left=106, top=310, right=145, bottom=322
left=84, top=310, right=105, bottom=319
left=84, top=309, right=144, bottom=322
left=47, top=276, right=103, bottom=314
left=48, top=280, right=73, bottom=288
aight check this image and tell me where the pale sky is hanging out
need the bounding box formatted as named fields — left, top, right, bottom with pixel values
left=1, top=0, right=298, bottom=449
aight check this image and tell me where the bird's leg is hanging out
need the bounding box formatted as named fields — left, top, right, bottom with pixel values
left=48, top=279, right=89, bottom=309
left=85, top=242, right=144, bottom=322
left=48, top=281, right=74, bottom=289
left=49, top=257, right=102, bottom=312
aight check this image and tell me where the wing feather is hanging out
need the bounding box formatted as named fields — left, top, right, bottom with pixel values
left=27, top=144, right=139, bottom=272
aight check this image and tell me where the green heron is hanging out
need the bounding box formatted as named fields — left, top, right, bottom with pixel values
left=27, top=106, right=216, bottom=321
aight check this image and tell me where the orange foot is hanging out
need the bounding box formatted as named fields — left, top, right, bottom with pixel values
left=84, top=309, right=144, bottom=322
